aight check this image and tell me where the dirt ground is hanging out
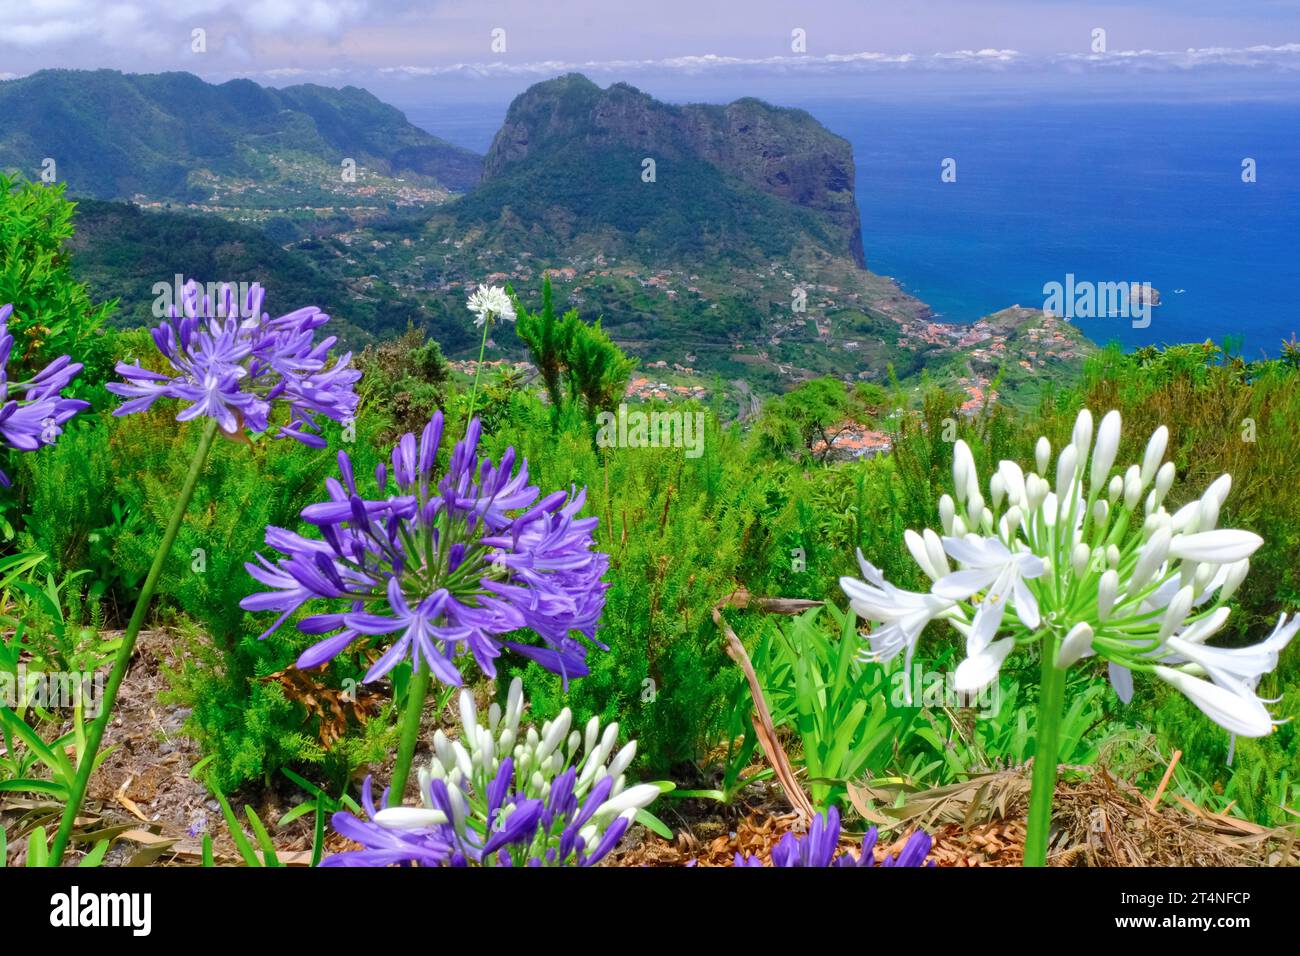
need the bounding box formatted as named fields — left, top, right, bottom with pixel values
left=4, top=628, right=1296, bottom=867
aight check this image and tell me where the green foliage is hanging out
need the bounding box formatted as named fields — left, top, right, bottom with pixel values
left=490, top=400, right=770, bottom=775
left=513, top=277, right=636, bottom=423
left=355, top=325, right=453, bottom=442
left=749, top=603, right=921, bottom=810
left=67, top=200, right=383, bottom=343
left=0, top=174, right=113, bottom=382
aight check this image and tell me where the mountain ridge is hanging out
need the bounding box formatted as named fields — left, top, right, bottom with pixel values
left=0, top=69, right=482, bottom=201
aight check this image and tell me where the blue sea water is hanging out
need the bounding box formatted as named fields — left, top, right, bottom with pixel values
left=404, top=96, right=1300, bottom=357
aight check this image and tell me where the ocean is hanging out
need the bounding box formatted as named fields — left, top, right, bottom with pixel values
left=403, top=95, right=1300, bottom=357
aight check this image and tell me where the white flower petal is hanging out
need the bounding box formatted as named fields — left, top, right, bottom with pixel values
left=1056, top=622, right=1095, bottom=668
left=1167, top=530, right=1263, bottom=564
left=1154, top=666, right=1275, bottom=737
left=953, top=638, right=1015, bottom=694
left=374, top=807, right=449, bottom=830
left=1109, top=661, right=1134, bottom=704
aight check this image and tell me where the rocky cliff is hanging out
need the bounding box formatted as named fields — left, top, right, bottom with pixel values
left=480, top=74, right=864, bottom=266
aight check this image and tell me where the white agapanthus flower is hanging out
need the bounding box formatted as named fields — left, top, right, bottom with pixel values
left=840, top=408, right=1297, bottom=740
left=466, top=284, right=516, bottom=328
left=841, top=551, right=960, bottom=703
left=373, top=678, right=656, bottom=846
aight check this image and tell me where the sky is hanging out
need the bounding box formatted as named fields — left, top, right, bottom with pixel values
left=2, top=0, right=1300, bottom=104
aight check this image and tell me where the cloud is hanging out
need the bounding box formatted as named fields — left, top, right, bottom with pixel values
left=0, top=0, right=374, bottom=51
left=370, top=43, right=1300, bottom=80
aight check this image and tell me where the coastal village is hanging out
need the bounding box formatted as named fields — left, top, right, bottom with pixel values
left=446, top=273, right=1090, bottom=463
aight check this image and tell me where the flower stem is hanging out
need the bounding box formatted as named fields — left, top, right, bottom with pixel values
left=1024, top=631, right=1066, bottom=867
left=388, top=658, right=431, bottom=807
left=49, top=417, right=220, bottom=866
left=466, top=315, right=492, bottom=422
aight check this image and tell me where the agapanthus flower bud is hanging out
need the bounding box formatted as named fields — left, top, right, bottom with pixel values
left=1219, top=559, right=1250, bottom=602
left=998, top=460, right=1026, bottom=507
left=1141, top=425, right=1169, bottom=485
left=1057, top=621, right=1095, bottom=668
left=1158, top=586, right=1196, bottom=643
left=1205, top=473, right=1232, bottom=508
left=1071, top=542, right=1091, bottom=578
left=1168, top=529, right=1262, bottom=564
left=1090, top=410, right=1121, bottom=492
left=1193, top=562, right=1217, bottom=597
left=939, top=494, right=956, bottom=534
left=905, top=529, right=940, bottom=581
left=1130, top=526, right=1172, bottom=591
left=1055, top=444, right=1079, bottom=504
left=1198, top=489, right=1221, bottom=532
left=1026, top=474, right=1048, bottom=513
left=990, top=472, right=1006, bottom=509
left=1072, top=408, right=1093, bottom=462
left=1092, top=498, right=1108, bottom=526
left=1123, top=467, right=1143, bottom=510
left=1155, top=460, right=1176, bottom=503
left=1097, top=569, right=1119, bottom=621
left=1035, top=436, right=1051, bottom=475
left=953, top=440, right=974, bottom=504
left=1002, top=505, right=1023, bottom=539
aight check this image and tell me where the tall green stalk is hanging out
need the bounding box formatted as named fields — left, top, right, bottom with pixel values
left=49, top=418, right=220, bottom=865
left=466, top=315, right=492, bottom=422
left=387, top=659, right=432, bottom=807
left=1024, top=631, right=1066, bottom=867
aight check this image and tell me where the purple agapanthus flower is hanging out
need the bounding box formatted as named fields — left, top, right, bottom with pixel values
left=733, top=807, right=935, bottom=867
left=241, top=410, right=610, bottom=686
left=318, top=777, right=456, bottom=867
left=106, top=280, right=358, bottom=447
left=320, top=763, right=631, bottom=868
left=0, top=304, right=90, bottom=487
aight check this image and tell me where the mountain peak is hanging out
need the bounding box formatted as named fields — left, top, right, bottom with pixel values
left=482, top=74, right=863, bottom=266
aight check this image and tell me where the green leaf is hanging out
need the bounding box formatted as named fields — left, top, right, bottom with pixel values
left=243, top=806, right=281, bottom=867
left=27, top=826, right=48, bottom=868
left=280, top=767, right=325, bottom=801
left=0, top=779, right=69, bottom=798
left=634, top=808, right=673, bottom=840
left=665, top=788, right=725, bottom=802
left=78, top=840, right=110, bottom=867
left=276, top=801, right=318, bottom=827
left=0, top=707, right=74, bottom=782
left=212, top=785, right=261, bottom=867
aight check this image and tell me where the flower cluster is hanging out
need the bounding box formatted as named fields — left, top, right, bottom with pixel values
left=321, top=679, right=658, bottom=866
left=0, top=304, right=89, bottom=486
left=733, top=807, right=934, bottom=867
left=242, top=412, right=610, bottom=686
left=841, top=409, right=1296, bottom=738
left=466, top=284, right=516, bottom=328
left=107, top=280, right=358, bottom=447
